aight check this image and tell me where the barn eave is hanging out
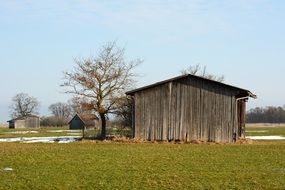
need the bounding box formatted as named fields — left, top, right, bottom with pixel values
left=126, top=74, right=256, bottom=99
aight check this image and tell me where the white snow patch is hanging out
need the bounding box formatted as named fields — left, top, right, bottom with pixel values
left=47, top=130, right=64, bottom=133
left=47, top=130, right=81, bottom=133
left=0, top=137, right=23, bottom=142
left=23, top=139, right=55, bottom=144
left=58, top=139, right=76, bottom=143
left=5, top=131, right=39, bottom=134
left=3, top=167, right=13, bottom=171
left=247, top=136, right=285, bottom=140
left=0, top=136, right=81, bottom=143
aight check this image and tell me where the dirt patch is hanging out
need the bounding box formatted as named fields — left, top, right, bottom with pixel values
left=79, top=136, right=226, bottom=145
left=236, top=138, right=254, bottom=144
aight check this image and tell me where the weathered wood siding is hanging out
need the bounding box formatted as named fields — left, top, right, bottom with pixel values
left=24, top=116, right=40, bottom=128
left=15, top=120, right=25, bottom=128
left=8, top=116, right=40, bottom=128
left=133, top=77, right=243, bottom=142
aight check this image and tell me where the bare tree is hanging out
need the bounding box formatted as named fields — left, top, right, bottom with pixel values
left=10, top=93, right=40, bottom=118
left=40, top=116, right=68, bottom=127
left=68, top=96, right=93, bottom=116
left=181, top=64, right=224, bottom=82
left=49, top=102, right=71, bottom=119
left=61, top=41, right=142, bottom=139
left=114, top=96, right=133, bottom=129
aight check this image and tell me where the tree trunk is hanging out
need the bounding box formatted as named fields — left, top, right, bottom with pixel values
left=100, top=113, right=106, bottom=140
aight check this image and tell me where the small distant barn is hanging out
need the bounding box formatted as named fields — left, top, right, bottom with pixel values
left=126, top=74, right=256, bottom=143
left=69, top=114, right=97, bottom=130
left=7, top=114, right=40, bottom=129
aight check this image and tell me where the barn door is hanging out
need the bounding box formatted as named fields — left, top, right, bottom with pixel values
left=237, top=99, right=246, bottom=139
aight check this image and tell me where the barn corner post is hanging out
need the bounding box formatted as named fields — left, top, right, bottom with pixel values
left=237, top=98, right=247, bottom=139
left=236, top=92, right=257, bottom=141
left=130, top=95, right=136, bottom=139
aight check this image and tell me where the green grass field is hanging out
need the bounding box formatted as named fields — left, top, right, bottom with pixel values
left=0, top=127, right=81, bottom=138
left=246, top=123, right=285, bottom=137
left=0, top=125, right=285, bottom=189
left=0, top=127, right=129, bottom=139
left=1, top=142, right=285, bottom=190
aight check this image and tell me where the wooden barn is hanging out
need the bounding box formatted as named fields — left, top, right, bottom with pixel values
left=7, top=114, right=40, bottom=129
left=126, top=74, right=256, bottom=143
left=69, top=114, right=97, bottom=130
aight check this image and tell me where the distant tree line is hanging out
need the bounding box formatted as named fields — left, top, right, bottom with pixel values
left=10, top=92, right=133, bottom=128
left=246, top=106, right=285, bottom=123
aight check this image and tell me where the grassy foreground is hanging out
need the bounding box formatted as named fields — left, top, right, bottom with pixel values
left=246, top=124, right=285, bottom=137
left=1, top=141, right=285, bottom=190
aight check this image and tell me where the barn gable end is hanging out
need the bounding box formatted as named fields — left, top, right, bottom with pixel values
left=69, top=114, right=97, bottom=130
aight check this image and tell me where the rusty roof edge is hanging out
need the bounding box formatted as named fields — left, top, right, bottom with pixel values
left=126, top=74, right=257, bottom=99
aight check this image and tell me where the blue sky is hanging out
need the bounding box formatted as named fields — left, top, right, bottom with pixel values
left=0, top=0, right=285, bottom=123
